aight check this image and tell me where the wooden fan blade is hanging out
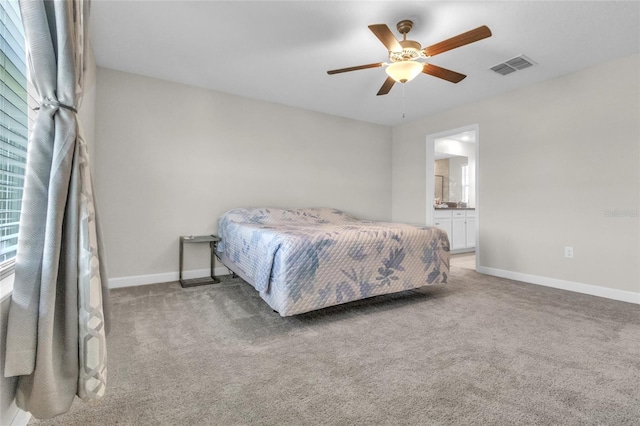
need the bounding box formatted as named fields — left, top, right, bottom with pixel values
left=424, top=25, right=492, bottom=57
left=368, top=24, right=402, bottom=52
left=422, top=64, right=467, bottom=83
left=327, top=62, right=384, bottom=75
left=377, top=76, right=395, bottom=96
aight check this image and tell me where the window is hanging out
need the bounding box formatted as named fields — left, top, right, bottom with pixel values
left=1, top=0, right=33, bottom=281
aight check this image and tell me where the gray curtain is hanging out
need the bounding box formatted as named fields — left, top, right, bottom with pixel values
left=4, top=0, right=109, bottom=419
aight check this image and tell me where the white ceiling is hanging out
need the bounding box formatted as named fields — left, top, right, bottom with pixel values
left=90, top=1, right=640, bottom=127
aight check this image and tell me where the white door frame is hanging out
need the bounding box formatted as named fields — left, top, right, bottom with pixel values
left=426, top=124, right=480, bottom=269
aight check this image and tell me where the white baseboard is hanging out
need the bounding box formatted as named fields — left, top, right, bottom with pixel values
left=477, top=266, right=640, bottom=305
left=109, top=267, right=230, bottom=289
left=451, top=248, right=475, bottom=255
left=10, top=406, right=31, bottom=426
left=109, top=265, right=640, bottom=304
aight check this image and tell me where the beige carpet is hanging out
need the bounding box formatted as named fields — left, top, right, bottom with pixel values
left=32, top=267, right=640, bottom=425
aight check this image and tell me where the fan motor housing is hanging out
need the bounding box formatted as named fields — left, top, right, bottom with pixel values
left=396, top=19, right=414, bottom=35
left=389, top=40, right=423, bottom=62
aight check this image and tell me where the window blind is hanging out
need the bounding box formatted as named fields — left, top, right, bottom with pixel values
left=1, top=0, right=31, bottom=264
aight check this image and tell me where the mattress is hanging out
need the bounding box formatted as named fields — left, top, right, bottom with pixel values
left=217, top=207, right=449, bottom=316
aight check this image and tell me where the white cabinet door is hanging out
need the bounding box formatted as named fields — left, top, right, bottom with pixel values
left=465, top=216, right=476, bottom=248
left=434, top=209, right=475, bottom=251
left=433, top=218, right=452, bottom=242
left=451, top=218, right=466, bottom=250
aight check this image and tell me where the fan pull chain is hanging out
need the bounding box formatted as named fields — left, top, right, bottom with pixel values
left=402, top=83, right=406, bottom=119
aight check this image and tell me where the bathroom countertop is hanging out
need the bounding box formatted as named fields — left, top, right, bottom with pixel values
left=434, top=207, right=476, bottom=210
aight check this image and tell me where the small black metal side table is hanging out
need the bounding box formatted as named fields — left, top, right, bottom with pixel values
left=179, top=235, right=221, bottom=288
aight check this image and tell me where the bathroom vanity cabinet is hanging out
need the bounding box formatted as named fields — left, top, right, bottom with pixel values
left=433, top=208, right=475, bottom=252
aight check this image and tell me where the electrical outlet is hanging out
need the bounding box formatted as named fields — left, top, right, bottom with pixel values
left=564, top=246, right=574, bottom=258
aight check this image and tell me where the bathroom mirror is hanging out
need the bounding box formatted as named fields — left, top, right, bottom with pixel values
left=434, top=175, right=444, bottom=201
left=433, top=132, right=476, bottom=208
left=434, top=156, right=469, bottom=204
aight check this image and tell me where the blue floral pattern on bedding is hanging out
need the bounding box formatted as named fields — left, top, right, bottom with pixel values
left=217, top=208, right=449, bottom=316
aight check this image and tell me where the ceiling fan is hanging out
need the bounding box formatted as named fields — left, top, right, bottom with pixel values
left=327, top=20, right=492, bottom=96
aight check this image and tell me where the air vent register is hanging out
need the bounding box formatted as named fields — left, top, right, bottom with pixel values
left=490, top=55, right=536, bottom=75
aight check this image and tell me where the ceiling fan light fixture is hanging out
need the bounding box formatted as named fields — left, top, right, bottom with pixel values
left=385, top=61, right=423, bottom=83
left=327, top=21, right=491, bottom=95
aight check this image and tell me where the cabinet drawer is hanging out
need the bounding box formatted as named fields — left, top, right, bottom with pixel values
left=466, top=210, right=476, bottom=218
left=434, top=209, right=452, bottom=218
left=433, top=218, right=452, bottom=239
left=452, top=210, right=466, bottom=218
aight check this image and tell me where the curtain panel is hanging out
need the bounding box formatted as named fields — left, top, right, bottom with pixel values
left=4, top=0, right=109, bottom=419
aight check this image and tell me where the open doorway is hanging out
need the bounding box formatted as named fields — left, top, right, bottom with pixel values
left=426, top=125, right=479, bottom=270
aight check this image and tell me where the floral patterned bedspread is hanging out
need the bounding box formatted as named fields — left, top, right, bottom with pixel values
left=217, top=208, right=450, bottom=316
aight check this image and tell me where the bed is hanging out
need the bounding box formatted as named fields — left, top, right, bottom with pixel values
left=216, top=207, right=450, bottom=316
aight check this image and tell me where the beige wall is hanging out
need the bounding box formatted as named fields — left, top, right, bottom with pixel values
left=392, top=54, right=639, bottom=295
left=95, top=68, right=392, bottom=280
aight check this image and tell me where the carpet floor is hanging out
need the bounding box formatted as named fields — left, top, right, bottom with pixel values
left=32, top=267, right=640, bottom=425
